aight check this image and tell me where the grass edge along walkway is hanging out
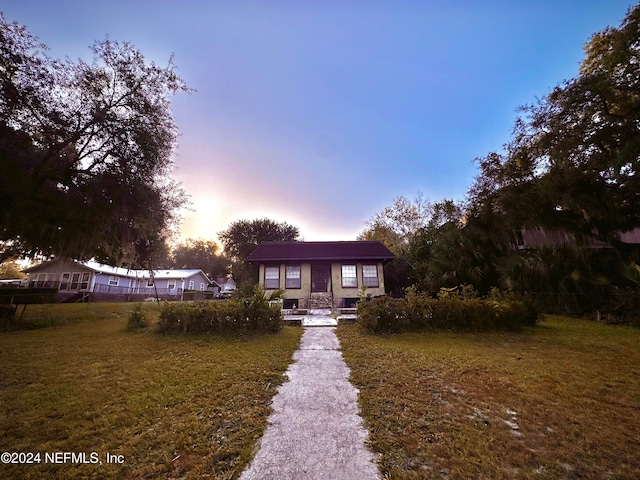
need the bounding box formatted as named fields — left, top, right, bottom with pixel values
left=0, top=304, right=302, bottom=479
left=240, top=326, right=379, bottom=480
left=337, top=315, right=640, bottom=480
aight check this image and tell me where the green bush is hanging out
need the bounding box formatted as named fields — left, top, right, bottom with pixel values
left=157, top=288, right=283, bottom=334
left=593, top=286, right=640, bottom=325
left=358, top=287, right=540, bottom=334
left=127, top=303, right=148, bottom=330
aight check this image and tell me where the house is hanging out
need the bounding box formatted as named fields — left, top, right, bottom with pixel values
left=23, top=259, right=218, bottom=300
left=515, top=227, right=640, bottom=250
left=247, top=241, right=395, bottom=309
left=216, top=277, right=237, bottom=296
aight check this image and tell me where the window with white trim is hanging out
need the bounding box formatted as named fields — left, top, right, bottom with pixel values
left=341, top=265, right=357, bottom=288
left=188, top=280, right=195, bottom=290
left=200, top=283, right=205, bottom=291
left=60, top=272, right=70, bottom=290
left=362, top=265, right=379, bottom=288
left=264, top=266, right=280, bottom=289
left=147, top=278, right=154, bottom=287
left=285, top=265, right=301, bottom=289
left=80, top=272, right=90, bottom=290
left=167, top=279, right=176, bottom=290
left=108, top=275, right=119, bottom=286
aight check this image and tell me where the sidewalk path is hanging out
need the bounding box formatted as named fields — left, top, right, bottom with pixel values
left=284, top=309, right=338, bottom=326
left=239, top=327, right=379, bottom=480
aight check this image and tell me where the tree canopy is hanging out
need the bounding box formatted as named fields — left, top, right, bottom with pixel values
left=469, top=4, right=640, bottom=245
left=171, top=238, right=228, bottom=281
left=218, top=218, right=300, bottom=262
left=366, top=4, right=640, bottom=314
left=218, top=218, right=300, bottom=285
left=359, top=195, right=464, bottom=293
left=0, top=14, right=190, bottom=265
left=0, top=260, right=26, bottom=280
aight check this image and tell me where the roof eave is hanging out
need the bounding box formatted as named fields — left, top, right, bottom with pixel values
left=248, top=256, right=395, bottom=263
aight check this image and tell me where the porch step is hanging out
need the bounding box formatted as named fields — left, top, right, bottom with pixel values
left=309, top=292, right=333, bottom=309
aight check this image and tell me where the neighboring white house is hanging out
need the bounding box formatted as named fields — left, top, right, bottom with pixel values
left=23, top=259, right=218, bottom=298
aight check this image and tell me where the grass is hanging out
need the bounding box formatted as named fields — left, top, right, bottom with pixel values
left=2, top=301, right=154, bottom=330
left=0, top=302, right=302, bottom=479
left=337, top=315, right=640, bottom=479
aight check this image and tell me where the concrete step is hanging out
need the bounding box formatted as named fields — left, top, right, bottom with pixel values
left=309, top=292, right=333, bottom=308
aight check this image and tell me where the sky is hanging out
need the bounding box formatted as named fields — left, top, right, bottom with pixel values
left=1, top=0, right=636, bottom=244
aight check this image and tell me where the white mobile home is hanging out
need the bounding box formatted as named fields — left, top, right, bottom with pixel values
left=23, top=259, right=218, bottom=299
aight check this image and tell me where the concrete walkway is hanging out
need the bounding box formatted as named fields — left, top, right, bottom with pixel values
left=284, top=309, right=338, bottom=327
left=239, top=327, right=379, bottom=480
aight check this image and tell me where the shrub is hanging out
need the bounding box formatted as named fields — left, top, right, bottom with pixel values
left=593, top=286, right=640, bottom=325
left=158, top=287, right=283, bottom=335
left=357, top=296, right=405, bottom=334
left=358, top=287, right=540, bottom=334
left=127, top=303, right=148, bottom=330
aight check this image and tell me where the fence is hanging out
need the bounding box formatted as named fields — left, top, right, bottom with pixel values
left=0, top=288, right=59, bottom=322
left=92, top=284, right=177, bottom=296
left=4, top=282, right=219, bottom=304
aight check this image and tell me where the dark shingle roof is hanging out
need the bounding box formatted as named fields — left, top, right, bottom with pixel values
left=247, top=241, right=395, bottom=263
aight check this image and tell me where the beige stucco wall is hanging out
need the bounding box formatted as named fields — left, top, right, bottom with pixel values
left=259, top=263, right=311, bottom=308
left=259, top=261, right=385, bottom=308
left=330, top=262, right=385, bottom=303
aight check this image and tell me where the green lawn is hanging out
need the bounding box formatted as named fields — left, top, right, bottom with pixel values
left=4, top=305, right=639, bottom=479
left=337, top=316, right=640, bottom=480
left=0, top=303, right=302, bottom=479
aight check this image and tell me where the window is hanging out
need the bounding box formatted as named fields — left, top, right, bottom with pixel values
left=200, top=283, right=205, bottom=291
left=167, top=279, right=176, bottom=290
left=188, top=280, right=194, bottom=290
left=341, top=265, right=357, bottom=288
left=264, top=266, right=280, bottom=289
left=70, top=273, right=80, bottom=290
left=80, top=272, right=90, bottom=290
left=47, top=273, right=58, bottom=287
left=362, top=265, right=379, bottom=288
left=285, top=265, right=301, bottom=289
left=147, top=278, right=155, bottom=287
left=60, top=272, right=70, bottom=290
left=108, top=276, right=119, bottom=286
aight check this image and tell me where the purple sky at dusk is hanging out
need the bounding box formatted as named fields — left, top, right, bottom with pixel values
left=1, top=1, right=635, bottom=244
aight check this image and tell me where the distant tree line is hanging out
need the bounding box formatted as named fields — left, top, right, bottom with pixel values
left=165, top=218, right=300, bottom=285
left=361, top=4, right=640, bottom=319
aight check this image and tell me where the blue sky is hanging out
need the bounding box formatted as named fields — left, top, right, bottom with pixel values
left=1, top=1, right=635, bottom=243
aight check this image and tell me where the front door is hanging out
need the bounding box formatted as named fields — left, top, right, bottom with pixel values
left=311, top=265, right=331, bottom=292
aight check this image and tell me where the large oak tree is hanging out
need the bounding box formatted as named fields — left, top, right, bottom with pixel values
left=469, top=4, right=640, bottom=245
left=0, top=14, right=190, bottom=265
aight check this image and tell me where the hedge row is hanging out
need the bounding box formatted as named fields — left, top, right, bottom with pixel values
left=357, top=291, right=539, bottom=334
left=158, top=299, right=283, bottom=334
